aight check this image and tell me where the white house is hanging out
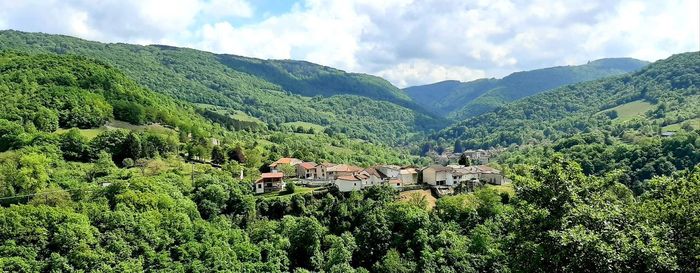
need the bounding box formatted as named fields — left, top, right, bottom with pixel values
left=422, top=165, right=453, bottom=186
left=255, top=172, right=284, bottom=194
left=358, top=168, right=384, bottom=187
left=334, top=175, right=363, bottom=192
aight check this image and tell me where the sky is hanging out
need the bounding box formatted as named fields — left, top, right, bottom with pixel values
left=0, top=0, right=698, bottom=87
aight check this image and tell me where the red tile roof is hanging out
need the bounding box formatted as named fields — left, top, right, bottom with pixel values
left=261, top=172, right=284, bottom=179
left=298, top=162, right=317, bottom=169
left=336, top=175, right=360, bottom=181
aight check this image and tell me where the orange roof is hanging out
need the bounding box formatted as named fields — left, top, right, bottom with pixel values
left=328, top=164, right=363, bottom=172
left=269, top=157, right=301, bottom=167
left=336, top=175, right=360, bottom=181
left=298, top=162, right=317, bottom=169
left=261, top=172, right=284, bottom=178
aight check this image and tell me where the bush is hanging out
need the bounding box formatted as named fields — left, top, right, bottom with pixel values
left=284, top=181, right=297, bottom=194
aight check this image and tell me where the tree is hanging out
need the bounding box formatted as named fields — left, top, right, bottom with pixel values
left=278, top=164, right=297, bottom=178
left=211, top=145, right=226, bottom=164
left=227, top=145, right=246, bottom=163
left=284, top=181, right=297, bottom=194
left=135, top=158, right=148, bottom=176
left=60, top=129, right=88, bottom=161
left=33, top=107, right=59, bottom=132
left=420, top=143, right=432, bottom=156
left=458, top=153, right=471, bottom=166
left=122, top=133, right=142, bottom=161
left=453, top=140, right=464, bottom=153
left=89, top=151, right=116, bottom=180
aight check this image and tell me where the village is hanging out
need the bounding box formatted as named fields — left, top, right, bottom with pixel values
left=254, top=149, right=509, bottom=197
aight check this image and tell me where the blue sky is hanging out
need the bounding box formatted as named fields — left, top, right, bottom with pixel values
left=0, top=0, right=697, bottom=87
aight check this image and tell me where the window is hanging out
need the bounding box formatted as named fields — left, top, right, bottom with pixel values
left=257, top=184, right=262, bottom=188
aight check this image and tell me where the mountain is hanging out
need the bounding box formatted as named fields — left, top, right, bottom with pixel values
left=404, top=58, right=649, bottom=118
left=0, top=50, right=416, bottom=167
left=432, top=52, right=699, bottom=149
left=0, top=30, right=445, bottom=145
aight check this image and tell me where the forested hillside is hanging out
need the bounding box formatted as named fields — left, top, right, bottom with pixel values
left=433, top=52, right=699, bottom=149
left=404, top=58, right=648, bottom=117
left=0, top=42, right=700, bottom=273
left=0, top=30, right=445, bottom=145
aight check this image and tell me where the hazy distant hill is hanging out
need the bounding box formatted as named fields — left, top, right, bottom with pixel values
left=404, top=58, right=649, bottom=118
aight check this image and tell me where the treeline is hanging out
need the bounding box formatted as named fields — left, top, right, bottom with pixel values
left=1, top=142, right=698, bottom=272
left=498, top=130, right=700, bottom=194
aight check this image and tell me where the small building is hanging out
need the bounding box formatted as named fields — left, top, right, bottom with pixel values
left=334, top=175, right=363, bottom=192
left=315, top=162, right=336, bottom=180
left=476, top=165, right=504, bottom=185
left=422, top=165, right=453, bottom=186
left=399, top=168, right=418, bottom=185
left=327, top=164, right=363, bottom=179
left=296, top=162, right=317, bottom=179
left=377, top=165, right=401, bottom=179
left=358, top=168, right=384, bottom=187
left=255, top=172, right=284, bottom=194
left=269, top=157, right=303, bottom=172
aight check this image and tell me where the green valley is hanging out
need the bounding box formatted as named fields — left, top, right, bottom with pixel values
left=405, top=58, right=649, bottom=118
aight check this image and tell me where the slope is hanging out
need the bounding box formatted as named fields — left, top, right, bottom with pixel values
left=432, top=52, right=699, bottom=149
left=0, top=30, right=445, bottom=145
left=404, top=58, right=649, bottom=118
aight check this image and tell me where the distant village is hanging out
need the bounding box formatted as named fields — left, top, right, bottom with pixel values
left=255, top=149, right=509, bottom=196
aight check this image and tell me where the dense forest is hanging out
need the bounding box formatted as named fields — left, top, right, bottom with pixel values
left=0, top=31, right=698, bottom=272
left=0, top=30, right=446, bottom=145
left=404, top=58, right=648, bottom=117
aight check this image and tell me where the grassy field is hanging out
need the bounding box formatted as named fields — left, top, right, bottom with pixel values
left=56, top=120, right=177, bottom=140
left=602, top=100, right=655, bottom=122
left=55, top=127, right=106, bottom=140
left=485, top=183, right=515, bottom=197
left=231, top=111, right=265, bottom=124
left=282, top=121, right=326, bottom=132
left=662, top=118, right=700, bottom=132
left=399, top=189, right=437, bottom=209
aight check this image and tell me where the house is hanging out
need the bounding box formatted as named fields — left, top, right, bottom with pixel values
left=326, top=164, right=363, bottom=179
left=399, top=168, right=418, bottom=185
left=377, top=165, right=401, bottom=179
left=422, top=165, right=453, bottom=186
left=269, top=157, right=302, bottom=173
left=255, top=172, right=284, bottom=194
left=358, top=168, right=384, bottom=187
left=334, top=175, right=363, bottom=192
left=462, top=150, right=491, bottom=164
left=476, top=165, right=504, bottom=185
left=315, top=163, right=336, bottom=180
left=296, top=162, right=317, bottom=179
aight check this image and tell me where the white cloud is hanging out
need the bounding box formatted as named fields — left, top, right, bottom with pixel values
left=0, top=0, right=697, bottom=87
left=375, top=60, right=486, bottom=87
